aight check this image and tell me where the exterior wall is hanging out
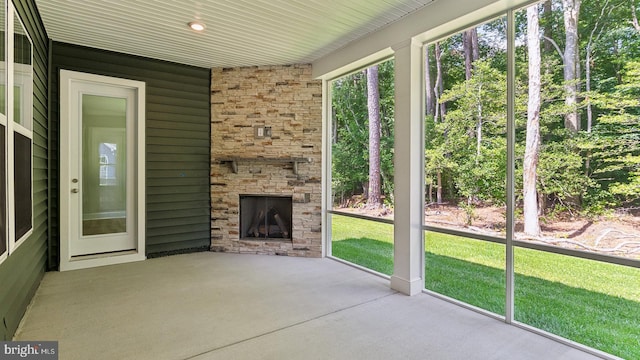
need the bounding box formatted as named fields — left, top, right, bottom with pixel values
left=50, top=42, right=212, bottom=262
left=211, top=65, right=322, bottom=257
left=0, top=0, right=48, bottom=341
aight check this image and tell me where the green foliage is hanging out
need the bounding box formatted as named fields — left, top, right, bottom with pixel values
left=538, top=139, right=594, bottom=209
left=332, top=70, right=368, bottom=201
left=584, top=61, right=640, bottom=209
left=333, top=2, right=640, bottom=217
left=425, top=5, right=640, bottom=216
left=426, top=60, right=508, bottom=205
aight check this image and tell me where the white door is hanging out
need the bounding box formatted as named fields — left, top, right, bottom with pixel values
left=60, top=70, right=146, bottom=271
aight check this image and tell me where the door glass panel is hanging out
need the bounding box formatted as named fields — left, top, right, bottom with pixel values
left=82, top=94, right=127, bottom=236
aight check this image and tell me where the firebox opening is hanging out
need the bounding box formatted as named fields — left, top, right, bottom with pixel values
left=240, top=195, right=293, bottom=240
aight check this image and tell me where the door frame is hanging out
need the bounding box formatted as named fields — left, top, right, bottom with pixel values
left=59, top=70, right=146, bottom=271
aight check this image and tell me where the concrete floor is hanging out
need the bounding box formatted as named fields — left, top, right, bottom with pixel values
left=15, top=252, right=602, bottom=360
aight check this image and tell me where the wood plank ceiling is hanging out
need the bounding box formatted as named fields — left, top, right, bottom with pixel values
left=35, top=0, right=435, bottom=69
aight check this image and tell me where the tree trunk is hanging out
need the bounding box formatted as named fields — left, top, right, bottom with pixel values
left=543, top=1, right=554, bottom=54
left=436, top=171, right=443, bottom=205
left=524, top=5, right=542, bottom=237
left=471, top=28, right=480, bottom=61
left=585, top=48, right=593, bottom=133
left=425, top=45, right=435, bottom=117
left=464, top=30, right=473, bottom=81
left=563, top=0, right=581, bottom=133
left=466, top=27, right=482, bottom=166
left=366, top=65, right=382, bottom=208
left=331, top=107, right=338, bottom=144
left=434, top=41, right=445, bottom=204
left=434, top=42, right=446, bottom=121
left=542, top=0, right=555, bottom=75
left=464, top=28, right=479, bottom=81
left=632, top=3, right=640, bottom=32
left=476, top=85, right=483, bottom=165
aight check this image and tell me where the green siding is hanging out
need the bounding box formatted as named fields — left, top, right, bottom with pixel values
left=0, top=0, right=49, bottom=341
left=50, top=42, right=211, bottom=263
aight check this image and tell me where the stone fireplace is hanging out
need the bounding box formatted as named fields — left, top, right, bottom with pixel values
left=210, top=64, right=322, bottom=257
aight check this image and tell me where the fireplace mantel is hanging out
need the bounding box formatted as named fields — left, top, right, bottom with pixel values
left=215, top=157, right=312, bottom=175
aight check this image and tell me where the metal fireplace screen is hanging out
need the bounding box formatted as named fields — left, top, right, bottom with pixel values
left=239, top=195, right=292, bottom=240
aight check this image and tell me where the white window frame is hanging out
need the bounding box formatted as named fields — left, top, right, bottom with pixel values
left=0, top=1, right=6, bottom=265
left=2, top=2, right=34, bottom=261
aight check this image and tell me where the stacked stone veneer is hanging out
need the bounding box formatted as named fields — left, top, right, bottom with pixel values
left=210, top=64, right=323, bottom=257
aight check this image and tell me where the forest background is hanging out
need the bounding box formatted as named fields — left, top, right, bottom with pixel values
left=331, top=0, right=640, bottom=259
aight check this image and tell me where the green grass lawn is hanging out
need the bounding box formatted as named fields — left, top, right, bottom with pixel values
left=331, top=214, right=640, bottom=360
left=331, top=215, right=394, bottom=274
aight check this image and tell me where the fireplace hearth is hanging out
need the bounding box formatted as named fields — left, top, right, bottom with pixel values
left=240, top=195, right=292, bottom=240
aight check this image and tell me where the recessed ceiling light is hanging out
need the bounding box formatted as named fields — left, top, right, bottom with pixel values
left=188, top=21, right=205, bottom=31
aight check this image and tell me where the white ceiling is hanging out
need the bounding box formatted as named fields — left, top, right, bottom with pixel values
left=35, top=0, right=435, bottom=69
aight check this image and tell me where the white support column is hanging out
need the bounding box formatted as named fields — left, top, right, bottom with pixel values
left=322, top=79, right=331, bottom=258
left=505, top=8, right=516, bottom=324
left=390, top=39, right=424, bottom=296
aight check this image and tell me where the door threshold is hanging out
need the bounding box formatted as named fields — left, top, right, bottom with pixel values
left=71, top=249, right=137, bottom=260
left=61, top=250, right=145, bottom=271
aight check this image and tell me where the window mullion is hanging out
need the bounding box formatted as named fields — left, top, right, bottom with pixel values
left=6, top=3, right=16, bottom=252
left=505, top=8, right=516, bottom=324
left=0, top=0, right=7, bottom=263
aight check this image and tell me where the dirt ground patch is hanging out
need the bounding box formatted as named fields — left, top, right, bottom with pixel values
left=334, top=204, right=640, bottom=260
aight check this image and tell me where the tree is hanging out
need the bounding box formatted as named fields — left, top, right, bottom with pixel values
left=366, top=65, right=382, bottom=208
left=632, top=1, right=640, bottom=32
left=334, top=0, right=640, bottom=227
left=433, top=42, right=446, bottom=203
left=464, top=28, right=480, bottom=81
left=463, top=27, right=484, bottom=165
left=425, top=46, right=435, bottom=117
left=438, top=60, right=507, bottom=205
left=523, top=4, right=542, bottom=236
left=331, top=59, right=395, bottom=207
left=584, top=0, right=617, bottom=132
left=586, top=61, right=640, bottom=209
left=582, top=0, right=622, bottom=178
left=563, top=0, right=582, bottom=132
left=542, top=0, right=554, bottom=55
left=434, top=42, right=446, bottom=122
left=331, top=61, right=394, bottom=208
left=331, top=73, right=369, bottom=202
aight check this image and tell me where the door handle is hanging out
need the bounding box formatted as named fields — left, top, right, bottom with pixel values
left=71, top=188, right=79, bottom=193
